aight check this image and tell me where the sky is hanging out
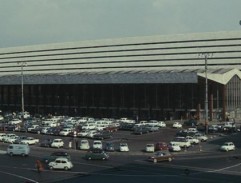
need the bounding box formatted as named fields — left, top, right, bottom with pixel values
left=0, top=0, right=241, bottom=48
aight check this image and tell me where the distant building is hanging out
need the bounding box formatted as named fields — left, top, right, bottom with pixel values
left=0, top=31, right=241, bottom=121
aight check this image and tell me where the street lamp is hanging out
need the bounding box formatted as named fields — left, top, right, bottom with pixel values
left=17, top=61, right=27, bottom=122
left=199, top=53, right=212, bottom=134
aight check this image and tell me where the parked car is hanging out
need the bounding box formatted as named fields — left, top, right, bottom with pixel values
left=155, top=142, right=169, bottom=151
left=85, top=149, right=109, bottom=160
left=148, top=151, right=174, bottom=163
left=93, top=131, right=112, bottom=140
left=92, top=140, right=103, bottom=149
left=79, top=139, right=90, bottom=150
left=21, top=137, right=39, bottom=145
left=185, top=136, right=200, bottom=144
left=48, top=157, right=73, bottom=170
left=51, top=139, right=64, bottom=148
left=40, top=139, right=53, bottom=147
left=145, top=144, right=155, bottom=153
left=220, top=142, right=235, bottom=151
left=43, top=151, right=71, bottom=163
left=172, top=122, right=182, bottom=128
left=133, top=126, right=149, bottom=135
left=193, top=133, right=208, bottom=142
left=119, top=143, right=129, bottom=152
left=145, top=125, right=160, bottom=132
left=168, top=142, right=181, bottom=152
left=170, top=137, right=191, bottom=148
left=105, top=142, right=115, bottom=152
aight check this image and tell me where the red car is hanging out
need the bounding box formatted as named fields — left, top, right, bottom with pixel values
left=155, top=142, right=169, bottom=151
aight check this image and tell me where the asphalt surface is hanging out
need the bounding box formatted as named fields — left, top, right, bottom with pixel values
left=0, top=128, right=241, bottom=183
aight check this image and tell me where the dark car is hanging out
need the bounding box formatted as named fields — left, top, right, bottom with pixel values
left=40, top=139, right=53, bottom=147
left=148, top=151, right=174, bottom=163
left=133, top=126, right=149, bottom=135
left=105, top=142, right=115, bottom=152
left=93, top=131, right=113, bottom=140
left=85, top=149, right=109, bottom=160
left=155, top=142, right=169, bottom=151
left=42, top=151, right=71, bottom=163
left=183, top=119, right=197, bottom=126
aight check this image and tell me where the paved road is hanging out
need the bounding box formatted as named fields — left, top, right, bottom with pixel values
left=0, top=129, right=241, bottom=182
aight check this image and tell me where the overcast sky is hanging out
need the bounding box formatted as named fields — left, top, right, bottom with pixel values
left=0, top=0, right=241, bottom=48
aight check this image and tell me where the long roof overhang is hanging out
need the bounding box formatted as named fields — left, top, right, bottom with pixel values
left=0, top=68, right=240, bottom=85
left=0, top=70, right=198, bottom=85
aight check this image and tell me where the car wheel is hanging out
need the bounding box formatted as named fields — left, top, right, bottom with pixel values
left=88, top=157, right=91, bottom=160
left=64, top=166, right=69, bottom=171
left=49, top=166, right=53, bottom=170
left=22, top=153, right=26, bottom=157
left=153, top=159, right=157, bottom=163
left=9, top=152, right=13, bottom=156
left=168, top=157, right=172, bottom=162
left=102, top=157, right=106, bottom=160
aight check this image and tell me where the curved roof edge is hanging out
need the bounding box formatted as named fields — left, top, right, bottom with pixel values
left=197, top=68, right=241, bottom=85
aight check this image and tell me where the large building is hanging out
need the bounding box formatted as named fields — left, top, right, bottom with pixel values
left=0, top=31, right=241, bottom=121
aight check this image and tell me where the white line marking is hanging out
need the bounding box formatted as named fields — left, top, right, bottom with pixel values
left=0, top=169, right=38, bottom=183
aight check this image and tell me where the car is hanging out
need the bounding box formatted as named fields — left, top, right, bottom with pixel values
left=133, top=126, right=149, bottom=135
left=51, top=139, right=64, bottom=148
left=77, top=130, right=90, bottom=137
left=172, top=122, right=182, bottom=128
left=85, top=149, right=109, bottom=160
left=194, top=133, right=208, bottom=142
left=79, top=139, right=90, bottom=150
left=7, top=144, right=30, bottom=157
left=170, top=137, right=191, bottom=148
left=21, top=137, right=39, bottom=145
left=168, top=142, right=181, bottom=152
left=185, top=136, right=200, bottom=144
left=92, top=140, right=103, bottom=149
left=40, top=139, right=53, bottom=147
left=119, top=143, right=129, bottom=152
left=43, top=151, right=71, bottom=163
left=155, top=142, right=169, bottom=151
left=145, top=144, right=155, bottom=153
left=93, top=131, right=113, bottom=140
left=105, top=142, right=115, bottom=152
left=59, top=128, right=72, bottom=136
left=148, top=151, right=174, bottom=163
left=145, top=125, right=160, bottom=132
left=220, top=142, right=235, bottom=151
left=157, top=121, right=166, bottom=128
left=48, top=157, right=73, bottom=170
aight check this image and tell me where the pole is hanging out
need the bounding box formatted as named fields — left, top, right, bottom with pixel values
left=199, top=53, right=212, bottom=134
left=18, top=61, right=27, bottom=123
left=204, top=55, right=208, bottom=135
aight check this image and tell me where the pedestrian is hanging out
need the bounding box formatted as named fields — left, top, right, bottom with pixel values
left=35, top=160, right=44, bottom=173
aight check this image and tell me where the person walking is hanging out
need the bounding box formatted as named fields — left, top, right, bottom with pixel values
left=35, top=160, right=44, bottom=173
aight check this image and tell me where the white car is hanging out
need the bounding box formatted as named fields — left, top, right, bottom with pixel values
left=194, top=133, right=208, bottom=142
left=145, top=144, right=155, bottom=152
left=185, top=136, right=200, bottom=144
left=21, top=137, right=39, bottom=145
left=79, top=139, right=90, bottom=150
left=119, top=143, right=129, bottom=152
left=168, top=142, right=181, bottom=152
left=158, top=121, right=166, bottom=128
left=51, top=139, right=64, bottom=148
left=86, top=130, right=98, bottom=138
left=48, top=157, right=73, bottom=170
left=220, top=142, right=235, bottom=151
left=77, top=130, right=90, bottom=137
left=173, top=122, right=182, bottom=128
left=92, top=140, right=103, bottom=149
left=59, top=128, right=72, bottom=136
left=8, top=118, right=22, bottom=125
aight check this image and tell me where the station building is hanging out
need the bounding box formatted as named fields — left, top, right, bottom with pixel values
left=0, top=31, right=241, bottom=121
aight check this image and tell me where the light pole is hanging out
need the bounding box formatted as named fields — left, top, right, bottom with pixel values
left=199, top=53, right=212, bottom=134
left=17, top=61, right=27, bottom=123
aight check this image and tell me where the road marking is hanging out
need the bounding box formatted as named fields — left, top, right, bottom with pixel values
left=0, top=169, right=38, bottom=183
left=208, top=162, right=241, bottom=173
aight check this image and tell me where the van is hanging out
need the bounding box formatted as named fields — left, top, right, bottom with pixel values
left=7, top=144, right=30, bottom=157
